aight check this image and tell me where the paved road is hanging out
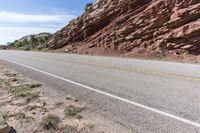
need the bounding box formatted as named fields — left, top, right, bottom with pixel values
left=0, top=50, right=200, bottom=132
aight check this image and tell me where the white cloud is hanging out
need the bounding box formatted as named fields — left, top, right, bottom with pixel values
left=0, top=10, right=76, bottom=44
left=0, top=10, right=75, bottom=23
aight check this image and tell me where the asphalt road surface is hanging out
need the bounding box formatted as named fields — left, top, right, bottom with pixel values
left=0, top=50, right=200, bottom=133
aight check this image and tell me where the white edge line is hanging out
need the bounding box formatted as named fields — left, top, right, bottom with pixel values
left=2, top=58, right=200, bottom=128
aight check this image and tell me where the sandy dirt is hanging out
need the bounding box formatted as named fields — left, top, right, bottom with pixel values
left=0, top=64, right=132, bottom=133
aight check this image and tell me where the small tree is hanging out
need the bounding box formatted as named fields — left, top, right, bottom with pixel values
left=85, top=2, right=93, bottom=11
left=14, top=40, right=24, bottom=48
left=30, top=36, right=36, bottom=44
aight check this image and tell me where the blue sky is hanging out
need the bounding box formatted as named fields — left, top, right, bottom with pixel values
left=0, top=0, right=96, bottom=44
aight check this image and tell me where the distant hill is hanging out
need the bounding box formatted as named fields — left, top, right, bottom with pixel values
left=10, top=33, right=52, bottom=51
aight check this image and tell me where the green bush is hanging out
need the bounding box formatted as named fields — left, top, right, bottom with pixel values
left=14, top=40, right=24, bottom=48
left=11, top=34, right=50, bottom=51
left=30, top=36, right=36, bottom=43
left=36, top=36, right=48, bottom=44
left=85, top=2, right=93, bottom=11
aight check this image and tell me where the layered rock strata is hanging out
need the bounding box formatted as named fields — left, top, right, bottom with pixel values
left=48, top=0, right=200, bottom=61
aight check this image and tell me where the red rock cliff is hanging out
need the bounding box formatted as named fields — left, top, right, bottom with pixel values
left=48, top=0, right=200, bottom=61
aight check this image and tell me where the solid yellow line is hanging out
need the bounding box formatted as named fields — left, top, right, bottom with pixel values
left=66, top=60, right=200, bottom=81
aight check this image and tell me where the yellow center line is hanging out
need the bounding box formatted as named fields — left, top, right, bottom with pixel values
left=66, top=60, right=200, bottom=81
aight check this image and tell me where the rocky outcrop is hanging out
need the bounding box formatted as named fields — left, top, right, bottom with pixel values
left=48, top=0, right=200, bottom=61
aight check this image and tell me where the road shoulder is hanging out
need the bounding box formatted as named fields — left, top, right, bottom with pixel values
left=0, top=64, right=131, bottom=133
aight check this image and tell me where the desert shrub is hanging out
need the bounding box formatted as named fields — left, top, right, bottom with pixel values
left=11, top=85, right=32, bottom=97
left=14, top=112, right=26, bottom=119
left=0, top=111, right=10, bottom=119
left=14, top=40, right=24, bottom=48
left=64, top=105, right=83, bottom=116
left=36, top=36, right=48, bottom=44
left=41, top=115, right=60, bottom=130
left=85, top=2, right=93, bottom=11
left=30, top=36, right=37, bottom=44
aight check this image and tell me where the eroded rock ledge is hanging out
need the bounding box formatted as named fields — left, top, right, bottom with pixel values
left=48, top=0, right=200, bottom=61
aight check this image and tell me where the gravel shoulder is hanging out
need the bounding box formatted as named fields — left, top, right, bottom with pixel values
left=0, top=64, right=131, bottom=133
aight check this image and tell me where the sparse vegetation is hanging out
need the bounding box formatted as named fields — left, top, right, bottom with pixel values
left=0, top=111, right=10, bottom=119
left=9, top=33, right=52, bottom=51
left=28, top=83, right=42, bottom=89
left=25, top=105, right=37, bottom=111
left=64, top=105, right=83, bottom=116
left=14, top=112, right=26, bottom=119
left=0, top=65, right=105, bottom=133
left=24, top=116, right=34, bottom=123
left=4, top=72, right=17, bottom=77
left=61, top=125, right=80, bottom=133
left=85, top=2, right=93, bottom=11
left=41, top=115, right=60, bottom=130
left=25, top=91, right=40, bottom=103
left=10, top=85, right=32, bottom=97
left=13, top=40, right=25, bottom=48
left=3, top=78, right=40, bottom=101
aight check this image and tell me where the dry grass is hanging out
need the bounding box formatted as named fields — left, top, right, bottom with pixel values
left=61, top=125, right=80, bottom=133
left=0, top=111, right=10, bottom=119
left=0, top=65, right=112, bottom=133
left=64, top=105, right=83, bottom=116
left=3, top=78, right=40, bottom=104
left=41, top=114, right=60, bottom=130
left=14, top=112, right=26, bottom=119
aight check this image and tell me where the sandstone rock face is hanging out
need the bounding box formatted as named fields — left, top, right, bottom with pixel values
left=48, top=0, right=200, bottom=60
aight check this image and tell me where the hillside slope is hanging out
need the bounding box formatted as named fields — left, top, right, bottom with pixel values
left=48, top=0, right=200, bottom=61
left=10, top=33, right=52, bottom=51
